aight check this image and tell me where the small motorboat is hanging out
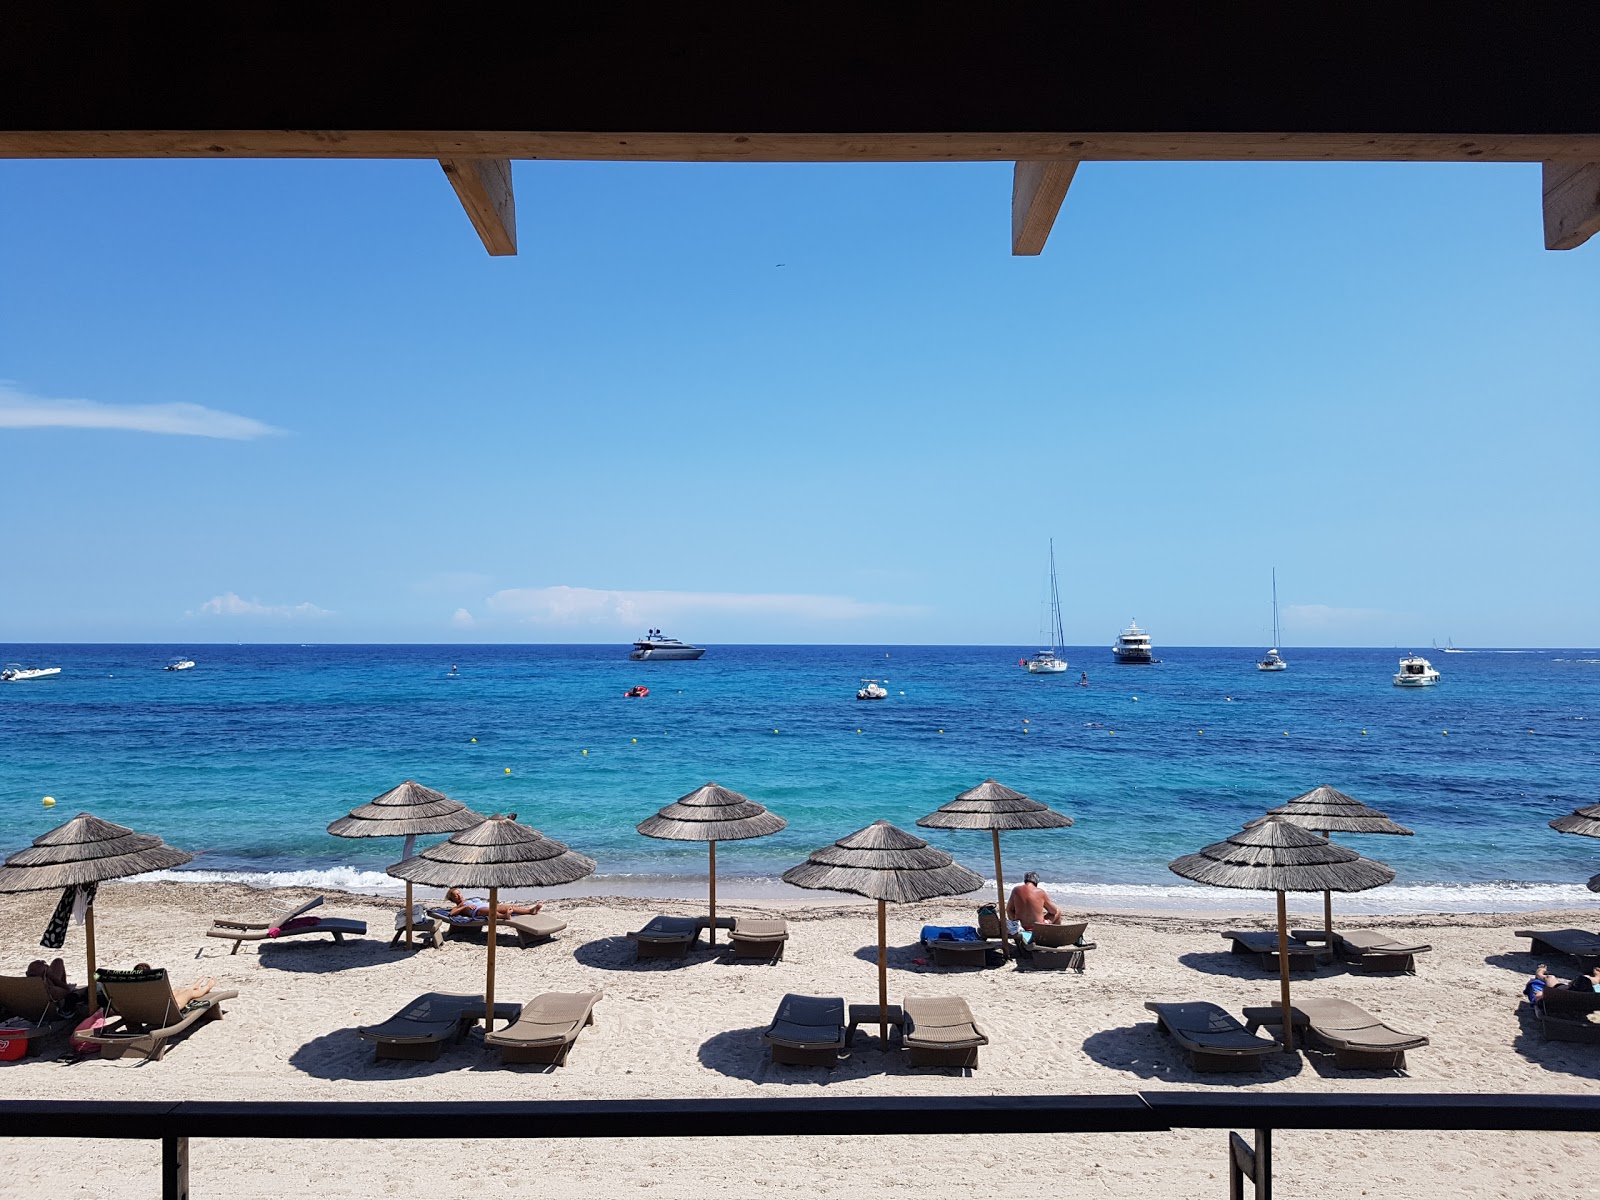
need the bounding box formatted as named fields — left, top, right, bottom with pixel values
left=1, top=664, right=61, bottom=682
left=165, top=657, right=196, bottom=671
left=1393, top=655, right=1441, bottom=687
left=856, top=679, right=888, bottom=700
left=624, top=685, right=650, bottom=698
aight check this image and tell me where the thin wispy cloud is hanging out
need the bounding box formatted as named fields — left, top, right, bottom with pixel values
left=0, top=383, right=280, bottom=440
left=1282, top=603, right=1389, bottom=629
left=450, top=608, right=476, bottom=628
left=192, top=592, right=333, bottom=620
left=484, top=585, right=926, bottom=626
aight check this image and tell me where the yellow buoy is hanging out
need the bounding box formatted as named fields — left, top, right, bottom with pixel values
left=1283, top=731, right=1289, bottom=736
left=1198, top=730, right=1203, bottom=735
left=582, top=749, right=588, bottom=755
left=773, top=729, right=779, bottom=734
left=938, top=729, right=944, bottom=734
left=1361, top=730, right=1368, bottom=736
left=42, top=796, right=55, bottom=807
left=470, top=737, right=477, bottom=743
left=856, top=729, right=861, bottom=734
left=1109, top=730, right=1115, bottom=735
left=631, top=738, right=637, bottom=743
left=504, top=767, right=512, bottom=774
left=1442, top=730, right=1448, bottom=736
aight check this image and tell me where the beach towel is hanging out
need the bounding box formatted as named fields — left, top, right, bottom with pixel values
left=427, top=907, right=481, bottom=926
left=921, top=925, right=981, bottom=943
left=71, top=1008, right=107, bottom=1055
left=268, top=916, right=322, bottom=937
left=41, top=883, right=96, bottom=950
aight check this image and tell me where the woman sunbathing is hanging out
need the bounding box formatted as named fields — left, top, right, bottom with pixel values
left=25, top=957, right=76, bottom=1004
left=443, top=888, right=542, bottom=920
left=132, top=963, right=216, bottom=1008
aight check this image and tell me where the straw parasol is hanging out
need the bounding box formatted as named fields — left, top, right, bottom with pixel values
left=637, top=783, right=786, bottom=946
left=388, top=814, right=595, bottom=1032
left=917, top=778, right=1073, bottom=957
left=1169, top=820, right=1395, bottom=1052
left=327, top=780, right=485, bottom=947
left=783, top=820, right=984, bottom=1044
left=1244, top=785, right=1413, bottom=943
left=0, top=812, right=193, bottom=983
left=1548, top=803, right=1600, bottom=892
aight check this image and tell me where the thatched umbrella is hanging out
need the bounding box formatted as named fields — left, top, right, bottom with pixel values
left=1548, top=803, right=1600, bottom=892
left=1245, top=785, right=1413, bottom=943
left=783, top=820, right=984, bottom=1044
left=0, top=813, right=193, bottom=984
left=917, top=778, right=1073, bottom=957
left=1169, top=821, right=1394, bottom=1052
left=327, top=780, right=485, bottom=947
left=388, top=814, right=595, bottom=1032
left=637, top=783, right=785, bottom=946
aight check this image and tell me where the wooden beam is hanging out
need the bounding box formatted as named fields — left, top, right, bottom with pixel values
left=6, top=131, right=1600, bottom=163
left=1012, top=159, right=1078, bottom=255
left=438, top=157, right=516, bottom=255
left=1543, top=161, right=1600, bottom=250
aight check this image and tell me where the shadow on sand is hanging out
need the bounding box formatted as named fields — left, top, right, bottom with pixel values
left=1176, top=951, right=1325, bottom=980
left=252, top=938, right=400, bottom=974
left=289, top=1026, right=505, bottom=1081
left=1510, top=1006, right=1600, bottom=1081
left=572, top=936, right=713, bottom=972
left=696, top=1025, right=970, bottom=1084
left=1080, top=1023, right=1304, bottom=1086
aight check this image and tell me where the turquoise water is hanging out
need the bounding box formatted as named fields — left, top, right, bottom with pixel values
left=1, top=644, right=1597, bottom=911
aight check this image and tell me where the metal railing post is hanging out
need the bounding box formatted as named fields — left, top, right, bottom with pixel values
left=162, top=1134, right=189, bottom=1200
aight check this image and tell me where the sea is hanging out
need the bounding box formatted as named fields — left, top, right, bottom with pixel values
left=2, top=643, right=1597, bottom=915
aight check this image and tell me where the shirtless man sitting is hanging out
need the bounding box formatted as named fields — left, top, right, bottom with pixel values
left=443, top=888, right=542, bottom=921
left=1006, top=871, right=1062, bottom=939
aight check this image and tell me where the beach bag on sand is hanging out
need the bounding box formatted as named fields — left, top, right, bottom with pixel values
left=71, top=1009, right=107, bottom=1056
left=977, top=904, right=1002, bottom=939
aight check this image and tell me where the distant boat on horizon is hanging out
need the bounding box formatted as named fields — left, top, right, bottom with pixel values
left=165, top=656, right=196, bottom=671
left=1, top=663, right=61, bottom=682
left=629, top=631, right=705, bottom=661
left=1113, top=619, right=1158, bottom=664
left=1023, top=540, right=1069, bottom=674
left=1257, top=569, right=1287, bottom=672
left=1394, top=654, right=1441, bottom=687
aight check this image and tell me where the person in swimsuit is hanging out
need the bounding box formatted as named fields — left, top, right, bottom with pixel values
left=26, top=958, right=77, bottom=1005
left=133, top=963, right=215, bottom=1008
left=1005, top=871, right=1063, bottom=940
left=443, top=888, right=542, bottom=920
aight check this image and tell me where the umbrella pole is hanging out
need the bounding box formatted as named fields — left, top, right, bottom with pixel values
left=405, top=880, right=414, bottom=947
left=708, top=841, right=717, bottom=946
left=991, top=829, right=1008, bottom=960
left=485, top=886, right=498, bottom=1034
left=1275, top=890, right=1294, bottom=1053
left=1323, top=889, right=1333, bottom=945
left=877, top=899, right=889, bottom=1047
left=84, top=901, right=97, bottom=990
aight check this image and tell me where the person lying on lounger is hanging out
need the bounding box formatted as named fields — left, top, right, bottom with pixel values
left=1570, top=964, right=1600, bottom=993
left=1006, top=871, right=1063, bottom=940
left=26, top=957, right=77, bottom=1005
left=442, top=888, right=543, bottom=920
left=132, top=964, right=216, bottom=1008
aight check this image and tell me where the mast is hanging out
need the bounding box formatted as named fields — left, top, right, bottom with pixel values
left=1271, top=568, right=1280, bottom=649
left=1048, top=539, right=1065, bottom=653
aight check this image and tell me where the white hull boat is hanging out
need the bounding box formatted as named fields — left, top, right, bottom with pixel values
left=1, top=664, right=61, bottom=682
left=1393, top=655, right=1441, bottom=687
left=856, top=679, right=888, bottom=700
left=165, top=658, right=196, bottom=671
left=1024, top=539, right=1069, bottom=674
left=1113, top=620, right=1157, bottom=663
left=629, top=632, right=705, bottom=661
left=1257, top=569, right=1288, bottom=671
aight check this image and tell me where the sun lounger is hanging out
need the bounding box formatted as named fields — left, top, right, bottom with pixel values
left=627, top=915, right=704, bottom=959
left=78, top=968, right=239, bottom=1062
left=1013, top=921, right=1097, bottom=971
left=1537, top=987, right=1600, bottom=1043
left=1222, top=930, right=1320, bottom=973
left=0, top=975, right=80, bottom=1051
left=1292, top=928, right=1432, bottom=973
left=206, top=896, right=368, bottom=954
left=763, top=993, right=846, bottom=1066
left=1516, top=928, right=1600, bottom=968
left=728, top=918, right=789, bottom=962
left=484, top=991, right=603, bottom=1065
left=1249, top=996, right=1429, bottom=1070
left=901, top=995, right=989, bottom=1068
left=423, top=908, right=568, bottom=948
left=356, top=991, right=504, bottom=1061
left=1144, top=1000, right=1280, bottom=1072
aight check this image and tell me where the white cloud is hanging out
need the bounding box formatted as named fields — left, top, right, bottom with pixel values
left=450, top=608, right=475, bottom=628
left=1282, top=603, right=1388, bottom=629
left=484, top=585, right=925, bottom=626
left=0, top=382, right=280, bottom=440
left=193, top=592, right=333, bottom=620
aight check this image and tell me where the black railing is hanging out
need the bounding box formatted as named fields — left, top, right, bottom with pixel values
left=6, top=1094, right=1599, bottom=1200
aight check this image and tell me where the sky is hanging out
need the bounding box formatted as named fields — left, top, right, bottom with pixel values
left=0, top=158, right=1595, bottom=647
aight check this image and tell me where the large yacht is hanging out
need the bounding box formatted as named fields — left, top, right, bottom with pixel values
left=1112, top=620, right=1157, bottom=663
left=629, top=631, right=706, bottom=661
left=1, top=664, right=61, bottom=682
left=1393, top=654, right=1440, bottom=687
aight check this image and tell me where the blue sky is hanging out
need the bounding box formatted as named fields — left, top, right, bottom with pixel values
left=0, top=158, right=1594, bottom=646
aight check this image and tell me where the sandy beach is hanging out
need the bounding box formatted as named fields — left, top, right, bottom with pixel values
left=2, top=882, right=1598, bottom=1198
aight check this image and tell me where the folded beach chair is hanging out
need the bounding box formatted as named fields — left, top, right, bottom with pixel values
left=1537, top=987, right=1600, bottom=1043
left=423, top=907, right=568, bottom=948
left=1222, top=930, right=1319, bottom=973
left=901, top=995, right=989, bottom=1068
left=79, top=967, right=239, bottom=1062
left=391, top=904, right=447, bottom=949
left=1515, top=928, right=1600, bottom=968
left=763, top=993, right=846, bottom=1066
left=1281, top=995, right=1429, bottom=1070
left=1144, top=1000, right=1280, bottom=1072
left=727, top=918, right=789, bottom=962
left=484, top=990, right=603, bottom=1065
left=1013, top=921, right=1097, bottom=972
left=0, top=975, right=79, bottom=1051
left=356, top=991, right=491, bottom=1061
left=206, top=895, right=368, bottom=954
left=627, top=914, right=704, bottom=959
left=1292, top=928, right=1433, bottom=973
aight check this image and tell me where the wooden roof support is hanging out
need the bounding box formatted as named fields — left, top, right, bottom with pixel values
left=1543, top=162, right=1600, bottom=250
left=439, top=157, right=516, bottom=256
left=1011, top=159, right=1078, bottom=255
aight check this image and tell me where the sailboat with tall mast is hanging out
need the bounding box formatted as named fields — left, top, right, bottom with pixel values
left=1257, top=568, right=1288, bottom=671
left=1024, top=540, right=1070, bottom=674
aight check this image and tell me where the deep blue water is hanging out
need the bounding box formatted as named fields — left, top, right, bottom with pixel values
left=1, top=644, right=1597, bottom=910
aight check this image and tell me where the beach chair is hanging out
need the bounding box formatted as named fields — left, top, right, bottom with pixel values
left=1515, top=929, right=1600, bottom=968
left=78, top=968, right=239, bottom=1062
left=1221, top=930, right=1320, bottom=973
left=0, top=975, right=79, bottom=1052
left=424, top=907, right=568, bottom=948
left=627, top=915, right=704, bottom=959
left=919, top=924, right=996, bottom=968
left=356, top=991, right=502, bottom=1061
left=484, top=991, right=603, bottom=1065
left=727, top=918, right=789, bottom=962
left=1013, top=921, right=1096, bottom=971
left=763, top=993, right=846, bottom=1066
left=391, top=905, right=447, bottom=949
left=1249, top=996, right=1429, bottom=1070
left=1292, top=928, right=1432, bottom=973
left=206, top=896, right=368, bottom=954
left=901, top=995, right=989, bottom=1068
left=1144, top=1001, right=1280, bottom=1072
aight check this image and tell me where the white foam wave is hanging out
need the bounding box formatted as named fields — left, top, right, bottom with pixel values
left=144, top=866, right=403, bottom=893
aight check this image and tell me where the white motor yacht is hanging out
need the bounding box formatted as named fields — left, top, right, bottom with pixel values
left=856, top=679, right=888, bottom=700
left=629, top=631, right=706, bottom=661
left=165, top=657, right=196, bottom=671
left=1113, top=620, right=1157, bottom=663
left=1393, top=655, right=1441, bottom=687
left=1, top=664, right=61, bottom=682
left=1257, top=569, right=1288, bottom=671
left=1024, top=539, right=1070, bottom=674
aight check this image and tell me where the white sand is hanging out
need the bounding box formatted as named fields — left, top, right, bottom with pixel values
left=1, top=882, right=1597, bottom=1198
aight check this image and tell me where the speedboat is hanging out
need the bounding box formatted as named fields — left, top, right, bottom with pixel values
left=1393, top=655, right=1441, bottom=687
left=624, top=685, right=650, bottom=698
left=629, top=631, right=705, bottom=661
left=856, top=679, right=888, bottom=700
left=1, top=664, right=61, bottom=682
left=164, top=657, right=196, bottom=671
left=1024, top=539, right=1070, bottom=673
left=1112, top=620, right=1157, bottom=663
